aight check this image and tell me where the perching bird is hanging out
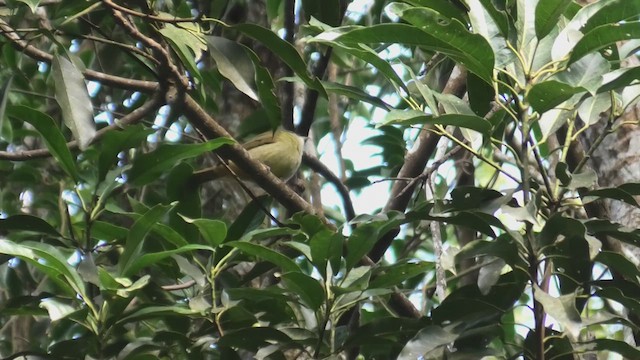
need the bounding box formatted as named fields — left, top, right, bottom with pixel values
left=193, top=128, right=305, bottom=183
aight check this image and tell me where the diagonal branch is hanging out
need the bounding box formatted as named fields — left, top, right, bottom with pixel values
left=0, top=18, right=159, bottom=92
left=182, top=95, right=316, bottom=214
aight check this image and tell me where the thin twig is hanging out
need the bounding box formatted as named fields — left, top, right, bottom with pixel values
left=161, top=280, right=196, bottom=291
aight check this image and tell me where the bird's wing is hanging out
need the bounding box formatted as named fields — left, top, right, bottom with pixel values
left=241, top=130, right=277, bottom=150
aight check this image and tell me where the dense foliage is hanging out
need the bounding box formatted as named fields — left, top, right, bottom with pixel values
left=1, top=0, right=640, bottom=359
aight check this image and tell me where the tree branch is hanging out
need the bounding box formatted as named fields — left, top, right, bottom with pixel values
left=104, top=0, right=189, bottom=90
left=368, top=66, right=468, bottom=262
left=0, top=92, right=165, bottom=160
left=182, top=95, right=316, bottom=214
left=0, top=18, right=159, bottom=92
left=303, top=153, right=356, bottom=222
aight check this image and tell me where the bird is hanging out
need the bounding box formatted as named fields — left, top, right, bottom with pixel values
left=193, top=128, right=305, bottom=183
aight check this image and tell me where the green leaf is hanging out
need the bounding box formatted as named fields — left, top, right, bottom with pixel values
left=120, top=203, right=176, bottom=276
left=244, top=48, right=281, bottom=130
left=309, top=230, right=343, bottom=276
left=308, top=21, right=409, bottom=94
left=51, top=54, right=96, bottom=150
left=595, top=252, right=640, bottom=282
left=404, top=0, right=468, bottom=24
left=346, top=218, right=402, bottom=270
left=569, top=21, right=640, bottom=65
left=226, top=195, right=272, bottom=241
left=128, top=138, right=233, bottom=185
left=581, top=0, right=640, bottom=33
left=398, top=325, right=459, bottom=360
left=555, top=162, right=571, bottom=187
left=584, top=219, right=640, bottom=247
left=226, top=241, right=300, bottom=273
left=533, top=284, right=582, bottom=339
left=598, top=66, right=640, bottom=93
left=280, top=272, right=325, bottom=310
left=385, top=4, right=495, bottom=84
left=584, top=187, right=639, bottom=207
left=301, top=0, right=341, bottom=26
left=167, top=163, right=200, bottom=241
left=467, top=72, right=495, bottom=116
left=578, top=93, right=612, bottom=125
left=0, top=76, right=12, bottom=142
left=538, top=214, right=586, bottom=249
left=0, top=214, right=61, bottom=236
left=39, top=298, right=77, bottom=321
left=321, top=80, right=392, bottom=110
left=408, top=203, right=505, bottom=237
left=0, top=240, right=90, bottom=302
left=535, top=0, right=572, bottom=39
left=206, top=36, right=258, bottom=101
left=594, top=280, right=640, bottom=314
left=527, top=80, right=585, bottom=113
left=473, top=0, right=510, bottom=38
left=126, top=244, right=214, bottom=275
left=554, top=162, right=597, bottom=190
left=380, top=110, right=491, bottom=135
left=15, top=0, right=40, bottom=13
left=7, top=105, right=80, bottom=181
left=370, top=261, right=432, bottom=289
left=160, top=23, right=206, bottom=84
left=218, top=327, right=293, bottom=351
left=575, top=339, right=640, bottom=359
left=457, top=236, right=522, bottom=267
left=556, top=53, right=610, bottom=94
left=180, top=216, right=227, bottom=247
left=98, top=124, right=154, bottom=182
left=432, top=271, right=527, bottom=325
left=117, top=305, right=200, bottom=325
left=231, top=23, right=326, bottom=97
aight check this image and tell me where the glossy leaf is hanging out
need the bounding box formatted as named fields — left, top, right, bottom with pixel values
left=346, top=218, right=402, bottom=270
left=7, top=105, right=80, bottom=181
left=370, top=261, right=432, bottom=289
left=385, top=4, right=495, bottom=84
left=97, top=124, right=154, bottom=182
left=569, top=21, right=640, bottom=65
left=0, top=240, right=90, bottom=303
left=52, top=54, right=96, bottom=150
left=120, top=203, right=176, bottom=276
left=226, top=241, right=300, bottom=273
left=581, top=0, right=640, bottom=33
left=380, top=110, right=491, bottom=135
left=206, top=36, right=259, bottom=101
left=245, top=48, right=281, bottom=130
left=535, top=0, right=572, bottom=39
left=128, top=138, right=233, bottom=185
left=0, top=214, right=61, bottom=236
left=160, top=23, right=206, bottom=84
left=232, top=23, right=326, bottom=96
left=584, top=187, right=640, bottom=207
left=330, top=22, right=494, bottom=84
left=309, top=229, right=343, bottom=276
left=126, top=244, right=214, bottom=275
left=527, top=80, right=585, bottom=114
left=0, top=76, right=12, bottom=141
left=321, top=80, right=392, bottom=110
left=280, top=272, right=325, bottom=310
left=533, top=284, right=582, bottom=339
left=181, top=216, right=227, bottom=247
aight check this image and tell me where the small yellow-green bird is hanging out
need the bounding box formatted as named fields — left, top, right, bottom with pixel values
left=194, top=128, right=305, bottom=183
